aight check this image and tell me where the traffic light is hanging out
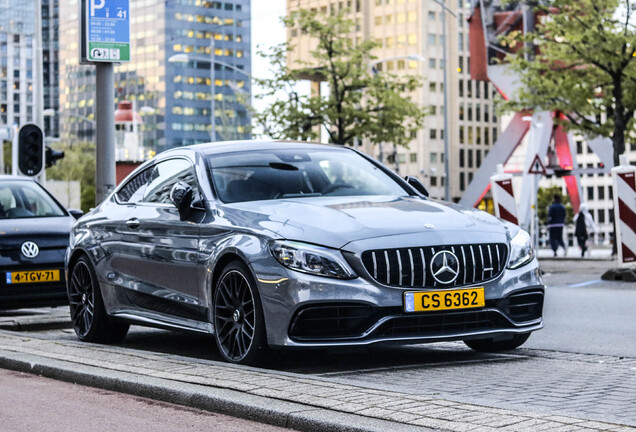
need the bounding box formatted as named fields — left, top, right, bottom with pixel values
left=18, top=124, right=44, bottom=176
left=45, top=146, right=65, bottom=168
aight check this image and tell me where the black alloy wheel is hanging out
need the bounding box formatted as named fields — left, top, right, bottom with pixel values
left=213, top=261, right=268, bottom=365
left=68, top=256, right=129, bottom=343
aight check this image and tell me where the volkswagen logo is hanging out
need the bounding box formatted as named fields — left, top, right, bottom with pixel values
left=430, top=250, right=460, bottom=284
left=21, top=241, right=40, bottom=259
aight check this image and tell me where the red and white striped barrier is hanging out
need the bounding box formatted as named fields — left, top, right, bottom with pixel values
left=490, top=164, right=518, bottom=225
left=612, top=155, right=636, bottom=266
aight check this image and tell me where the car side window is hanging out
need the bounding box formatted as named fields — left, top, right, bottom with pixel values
left=116, top=167, right=155, bottom=204
left=142, top=159, right=199, bottom=204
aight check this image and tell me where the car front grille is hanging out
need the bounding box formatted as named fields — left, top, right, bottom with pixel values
left=361, top=243, right=508, bottom=288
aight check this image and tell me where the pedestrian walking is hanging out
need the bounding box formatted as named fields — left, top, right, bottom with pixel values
left=547, top=194, right=567, bottom=257
left=574, top=203, right=598, bottom=257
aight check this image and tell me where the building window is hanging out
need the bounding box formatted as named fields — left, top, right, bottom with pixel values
left=430, top=152, right=437, bottom=162
left=430, top=129, right=437, bottom=139
left=430, top=176, right=438, bottom=186
left=428, top=11, right=436, bottom=21
left=428, top=34, right=437, bottom=46
left=410, top=153, right=417, bottom=162
left=587, top=186, right=594, bottom=200
left=459, top=103, right=464, bottom=120
left=429, top=58, right=436, bottom=69
left=459, top=149, right=465, bottom=167
left=598, top=186, right=605, bottom=200
left=459, top=79, right=464, bottom=97
left=429, top=82, right=437, bottom=92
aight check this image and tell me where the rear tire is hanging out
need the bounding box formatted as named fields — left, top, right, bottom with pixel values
left=213, top=261, right=269, bottom=365
left=67, top=256, right=129, bottom=343
left=464, top=333, right=530, bottom=352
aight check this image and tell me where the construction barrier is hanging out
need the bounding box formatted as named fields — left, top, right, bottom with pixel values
left=612, top=155, right=636, bottom=266
left=490, top=164, right=518, bottom=225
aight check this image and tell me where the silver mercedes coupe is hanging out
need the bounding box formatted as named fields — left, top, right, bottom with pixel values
left=66, top=141, right=544, bottom=365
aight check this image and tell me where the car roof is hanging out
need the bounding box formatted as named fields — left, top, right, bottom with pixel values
left=160, top=140, right=353, bottom=158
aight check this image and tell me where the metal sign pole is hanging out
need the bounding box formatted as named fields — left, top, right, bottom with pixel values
left=95, top=63, right=116, bottom=202
left=80, top=0, right=130, bottom=203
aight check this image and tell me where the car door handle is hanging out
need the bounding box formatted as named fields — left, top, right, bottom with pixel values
left=126, top=218, right=140, bottom=229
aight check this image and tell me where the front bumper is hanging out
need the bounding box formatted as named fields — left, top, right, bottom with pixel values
left=253, top=256, right=545, bottom=348
left=0, top=264, right=68, bottom=309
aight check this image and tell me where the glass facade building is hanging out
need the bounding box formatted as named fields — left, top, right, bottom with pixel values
left=59, top=0, right=251, bottom=154
left=0, top=0, right=35, bottom=139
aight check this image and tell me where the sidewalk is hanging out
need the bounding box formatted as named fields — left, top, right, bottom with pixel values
left=0, top=329, right=632, bottom=432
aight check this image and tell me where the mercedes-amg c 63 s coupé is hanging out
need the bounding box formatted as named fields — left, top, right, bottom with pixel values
left=66, top=141, right=544, bottom=365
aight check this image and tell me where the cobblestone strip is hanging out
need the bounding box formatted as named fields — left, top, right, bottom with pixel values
left=0, top=331, right=629, bottom=432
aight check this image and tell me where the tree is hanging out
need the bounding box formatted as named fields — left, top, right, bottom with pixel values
left=254, top=9, right=426, bottom=149
left=499, top=0, right=636, bottom=167
left=46, top=142, right=96, bottom=213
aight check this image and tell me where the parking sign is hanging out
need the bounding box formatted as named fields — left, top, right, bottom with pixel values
left=85, top=0, right=130, bottom=62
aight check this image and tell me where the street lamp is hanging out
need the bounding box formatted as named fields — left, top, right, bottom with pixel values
left=368, top=54, right=426, bottom=167
left=429, top=0, right=457, bottom=202
left=168, top=51, right=250, bottom=143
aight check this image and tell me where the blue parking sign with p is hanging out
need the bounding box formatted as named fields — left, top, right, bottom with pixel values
left=86, top=0, right=130, bottom=62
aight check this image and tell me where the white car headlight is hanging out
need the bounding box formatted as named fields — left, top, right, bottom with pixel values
left=507, top=229, right=535, bottom=269
left=270, top=240, right=356, bottom=279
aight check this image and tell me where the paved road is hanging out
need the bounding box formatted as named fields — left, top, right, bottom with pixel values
left=1, top=258, right=634, bottom=431
left=526, top=259, right=636, bottom=357
left=0, top=369, right=294, bottom=432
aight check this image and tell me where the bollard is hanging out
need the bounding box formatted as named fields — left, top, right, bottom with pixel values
left=611, top=155, right=636, bottom=266
left=490, top=164, right=519, bottom=225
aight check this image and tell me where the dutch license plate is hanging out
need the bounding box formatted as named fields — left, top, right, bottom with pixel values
left=5, top=269, right=61, bottom=285
left=404, top=288, right=485, bottom=313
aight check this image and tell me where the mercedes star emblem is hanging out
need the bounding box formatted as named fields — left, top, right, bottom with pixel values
left=430, top=250, right=460, bottom=284
left=21, top=241, right=40, bottom=259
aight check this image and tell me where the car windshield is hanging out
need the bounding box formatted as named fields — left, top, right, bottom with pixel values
left=208, top=147, right=409, bottom=203
left=0, top=180, right=66, bottom=219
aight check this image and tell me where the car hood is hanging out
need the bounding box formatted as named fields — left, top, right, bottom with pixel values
left=0, top=216, right=73, bottom=250
left=220, top=196, right=511, bottom=250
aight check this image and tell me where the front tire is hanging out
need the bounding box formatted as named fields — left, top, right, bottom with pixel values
left=67, top=256, right=129, bottom=343
left=464, top=333, right=530, bottom=352
left=213, top=261, right=268, bottom=365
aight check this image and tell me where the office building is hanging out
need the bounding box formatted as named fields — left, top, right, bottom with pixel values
left=287, top=0, right=500, bottom=201
left=58, top=0, right=251, bottom=155
left=0, top=0, right=36, bottom=140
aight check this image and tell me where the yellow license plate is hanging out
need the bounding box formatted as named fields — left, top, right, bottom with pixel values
left=404, top=288, right=485, bottom=312
left=6, top=269, right=61, bottom=284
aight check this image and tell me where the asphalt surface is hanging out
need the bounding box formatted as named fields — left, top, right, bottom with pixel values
left=0, top=369, right=294, bottom=432
left=0, top=254, right=634, bottom=432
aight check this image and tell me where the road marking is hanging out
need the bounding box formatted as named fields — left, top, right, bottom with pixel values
left=567, top=280, right=603, bottom=288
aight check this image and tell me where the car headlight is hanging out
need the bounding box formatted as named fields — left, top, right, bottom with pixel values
left=507, top=229, right=535, bottom=269
left=270, top=240, right=356, bottom=279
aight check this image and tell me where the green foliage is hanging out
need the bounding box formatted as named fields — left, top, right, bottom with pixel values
left=499, top=0, right=636, bottom=166
left=46, top=142, right=96, bottom=213
left=537, top=186, right=574, bottom=225
left=254, top=9, right=426, bottom=148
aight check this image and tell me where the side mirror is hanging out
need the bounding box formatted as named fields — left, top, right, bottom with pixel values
left=68, top=209, right=84, bottom=219
left=404, top=176, right=429, bottom=197
left=170, top=181, right=194, bottom=221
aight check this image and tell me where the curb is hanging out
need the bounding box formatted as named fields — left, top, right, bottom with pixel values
left=0, top=350, right=431, bottom=432
left=0, top=316, right=70, bottom=332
